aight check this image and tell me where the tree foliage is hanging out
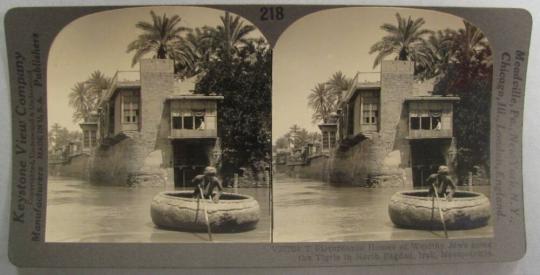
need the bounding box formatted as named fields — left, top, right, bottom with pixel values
left=308, top=71, right=354, bottom=125
left=369, top=13, right=433, bottom=68
left=308, top=83, right=334, bottom=124
left=126, top=10, right=190, bottom=68
left=68, top=82, right=92, bottom=123
left=369, top=16, right=491, bottom=181
left=191, top=13, right=271, bottom=176
left=326, top=71, right=354, bottom=102
left=430, top=21, right=492, bottom=180
left=48, top=123, right=82, bottom=158
left=371, top=17, right=492, bottom=180
left=68, top=71, right=112, bottom=123
left=273, top=125, right=322, bottom=152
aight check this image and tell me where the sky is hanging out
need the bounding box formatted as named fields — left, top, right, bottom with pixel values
left=47, top=6, right=265, bottom=131
left=272, top=7, right=467, bottom=143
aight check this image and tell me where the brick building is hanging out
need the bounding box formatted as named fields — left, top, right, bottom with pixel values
left=317, top=60, right=459, bottom=187
left=84, top=59, right=223, bottom=187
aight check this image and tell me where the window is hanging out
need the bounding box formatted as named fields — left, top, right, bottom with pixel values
left=322, top=131, right=329, bottom=150
left=410, top=109, right=442, bottom=130
left=171, top=109, right=208, bottom=131
left=193, top=109, right=205, bottom=130
left=321, top=130, right=336, bottom=151
left=123, top=91, right=139, bottom=124
left=411, top=117, right=420, bottom=130
left=430, top=111, right=442, bottom=130
left=195, top=116, right=205, bottom=129
left=183, top=116, right=194, bottom=129
left=360, top=91, right=379, bottom=127
left=90, top=130, right=97, bottom=147
left=421, top=117, right=431, bottom=130
left=329, top=131, right=336, bottom=147
left=172, top=116, right=182, bottom=129
left=83, top=130, right=90, bottom=148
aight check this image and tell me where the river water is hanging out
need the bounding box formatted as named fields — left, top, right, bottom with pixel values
left=46, top=175, right=493, bottom=243
left=272, top=175, right=493, bottom=242
left=45, top=176, right=271, bottom=243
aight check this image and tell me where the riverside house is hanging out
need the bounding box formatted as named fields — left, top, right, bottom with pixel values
left=78, top=59, right=223, bottom=187
left=296, top=60, right=460, bottom=187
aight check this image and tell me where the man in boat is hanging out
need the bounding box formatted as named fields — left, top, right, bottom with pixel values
left=192, top=166, right=223, bottom=203
left=427, top=165, right=456, bottom=201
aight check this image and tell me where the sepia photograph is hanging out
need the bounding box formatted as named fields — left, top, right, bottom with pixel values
left=3, top=2, right=535, bottom=269
left=272, top=7, right=493, bottom=242
left=45, top=6, right=272, bottom=243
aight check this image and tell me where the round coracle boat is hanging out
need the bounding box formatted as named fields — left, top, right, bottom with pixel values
left=388, top=190, right=491, bottom=230
left=151, top=191, right=260, bottom=232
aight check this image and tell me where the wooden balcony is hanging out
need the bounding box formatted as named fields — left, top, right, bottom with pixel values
left=169, top=129, right=217, bottom=139
left=408, top=129, right=453, bottom=139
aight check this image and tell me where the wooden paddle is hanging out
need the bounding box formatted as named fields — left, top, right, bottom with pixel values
left=432, top=184, right=448, bottom=238
left=198, top=186, right=213, bottom=242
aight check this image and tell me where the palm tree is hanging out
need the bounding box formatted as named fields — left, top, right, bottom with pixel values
left=208, top=12, right=256, bottom=59
left=68, top=82, right=91, bottom=123
left=86, top=70, right=112, bottom=107
left=293, top=128, right=310, bottom=149
left=439, top=21, right=491, bottom=96
left=307, top=83, right=334, bottom=124
left=369, top=13, right=433, bottom=68
left=126, top=10, right=190, bottom=67
left=451, top=21, right=491, bottom=73
left=326, top=71, right=353, bottom=102
left=414, top=29, right=455, bottom=80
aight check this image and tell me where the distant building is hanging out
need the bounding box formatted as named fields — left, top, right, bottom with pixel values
left=83, top=59, right=223, bottom=187
left=306, top=60, right=460, bottom=187
left=79, top=113, right=99, bottom=153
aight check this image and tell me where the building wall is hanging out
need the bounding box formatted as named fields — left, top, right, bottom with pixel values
left=379, top=60, right=414, bottom=167
left=89, top=59, right=175, bottom=186
left=324, top=61, right=413, bottom=186
left=140, top=59, right=175, bottom=182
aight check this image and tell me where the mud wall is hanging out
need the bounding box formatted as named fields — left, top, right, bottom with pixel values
left=289, top=155, right=330, bottom=181
left=48, top=154, right=90, bottom=178
left=91, top=138, right=135, bottom=184
left=293, top=155, right=330, bottom=181
left=328, top=135, right=410, bottom=187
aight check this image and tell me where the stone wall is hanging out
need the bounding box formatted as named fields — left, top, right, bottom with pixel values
left=90, top=134, right=170, bottom=186
left=49, top=154, right=90, bottom=179
left=288, top=155, right=331, bottom=181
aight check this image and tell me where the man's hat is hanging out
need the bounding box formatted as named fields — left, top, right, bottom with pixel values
left=204, top=166, right=217, bottom=176
left=438, top=165, right=449, bottom=175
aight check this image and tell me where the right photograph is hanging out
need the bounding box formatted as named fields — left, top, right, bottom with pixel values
left=272, top=7, right=493, bottom=242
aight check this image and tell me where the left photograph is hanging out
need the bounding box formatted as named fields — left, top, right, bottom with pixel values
left=46, top=6, right=272, bottom=243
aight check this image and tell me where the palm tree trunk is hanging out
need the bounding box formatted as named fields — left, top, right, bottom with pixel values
left=157, top=46, right=166, bottom=59
left=399, top=48, right=408, bottom=60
